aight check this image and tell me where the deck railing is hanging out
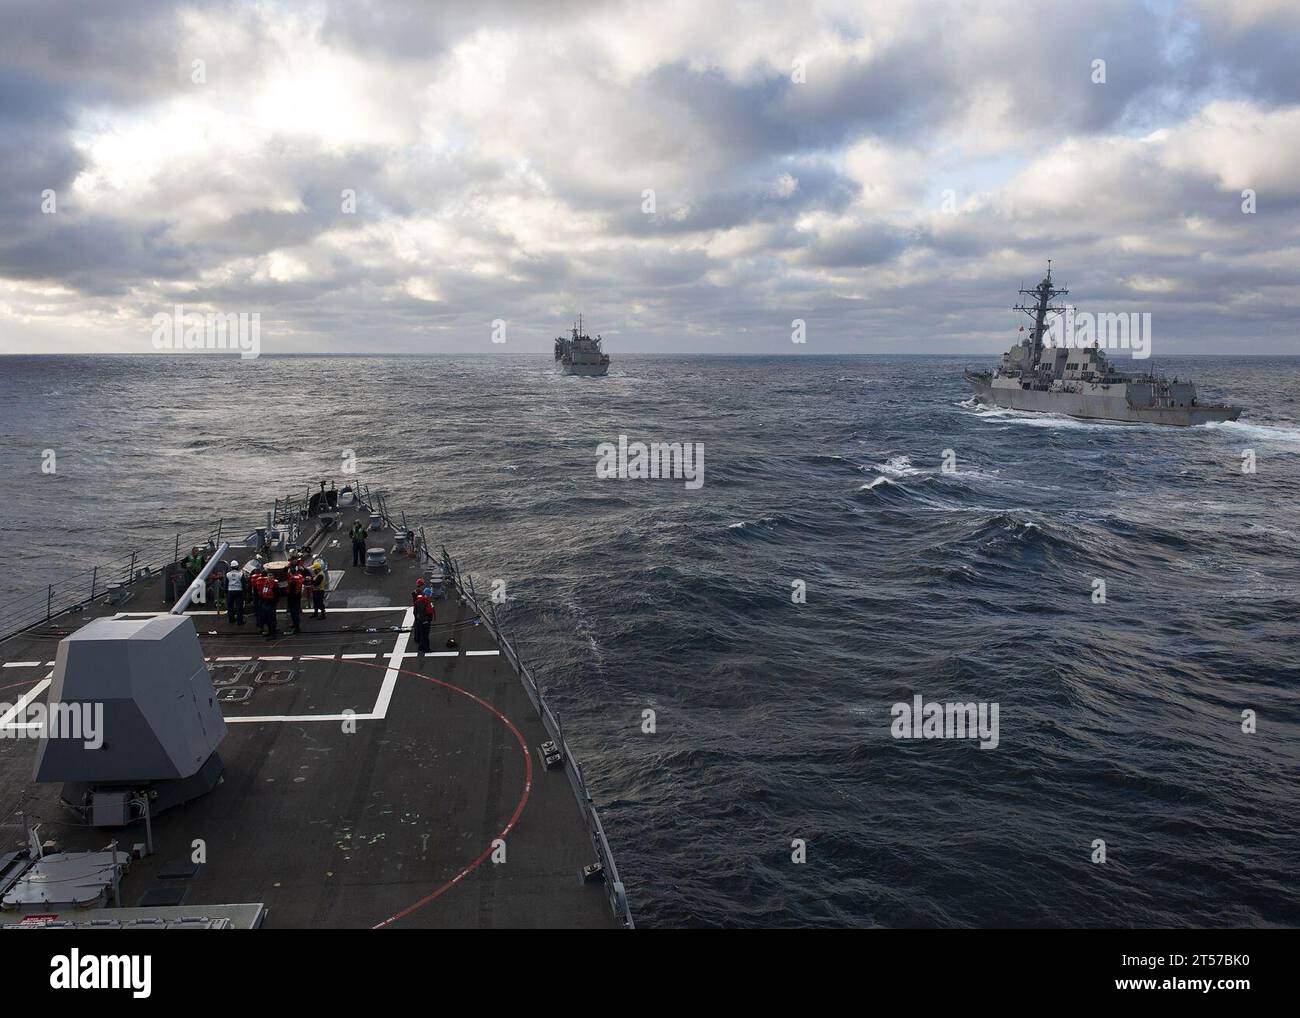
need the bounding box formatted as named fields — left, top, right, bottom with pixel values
left=362, top=487, right=632, bottom=929
left=0, top=520, right=230, bottom=643
left=363, top=484, right=634, bottom=927
left=0, top=490, right=339, bottom=643
left=440, top=548, right=634, bottom=929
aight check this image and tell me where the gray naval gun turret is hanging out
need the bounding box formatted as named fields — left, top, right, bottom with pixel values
left=33, top=614, right=227, bottom=825
left=964, top=263, right=1242, bottom=426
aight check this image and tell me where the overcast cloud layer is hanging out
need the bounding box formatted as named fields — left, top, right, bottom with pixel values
left=1, top=0, right=1298, bottom=355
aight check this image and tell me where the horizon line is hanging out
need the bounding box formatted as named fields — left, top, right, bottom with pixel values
left=1, top=350, right=1291, bottom=359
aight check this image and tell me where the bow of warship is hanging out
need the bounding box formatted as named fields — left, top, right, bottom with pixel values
left=0, top=481, right=631, bottom=929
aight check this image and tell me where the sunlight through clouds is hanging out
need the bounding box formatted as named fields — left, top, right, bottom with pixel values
left=0, top=0, right=1298, bottom=354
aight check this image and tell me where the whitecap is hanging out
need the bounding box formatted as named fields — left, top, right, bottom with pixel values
left=964, top=403, right=1136, bottom=432
left=876, top=454, right=921, bottom=476
left=1201, top=419, right=1300, bottom=445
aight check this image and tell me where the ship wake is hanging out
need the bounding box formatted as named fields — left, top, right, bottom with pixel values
left=1201, top=419, right=1300, bottom=445
left=960, top=401, right=1145, bottom=432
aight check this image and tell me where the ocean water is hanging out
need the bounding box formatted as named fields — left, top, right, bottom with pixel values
left=1, top=353, right=1298, bottom=927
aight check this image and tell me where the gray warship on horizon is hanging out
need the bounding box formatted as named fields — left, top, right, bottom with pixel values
left=964, top=264, right=1242, bottom=426
left=554, top=316, right=610, bottom=377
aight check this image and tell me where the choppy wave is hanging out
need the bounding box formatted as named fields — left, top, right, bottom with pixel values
left=725, top=515, right=783, bottom=530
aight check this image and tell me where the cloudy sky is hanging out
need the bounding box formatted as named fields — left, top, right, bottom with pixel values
left=1, top=0, right=1298, bottom=356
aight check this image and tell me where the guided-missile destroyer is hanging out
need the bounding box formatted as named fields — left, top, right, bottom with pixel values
left=964, top=264, right=1242, bottom=426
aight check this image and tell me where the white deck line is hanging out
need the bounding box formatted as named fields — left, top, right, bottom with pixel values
left=6, top=609, right=431, bottom=729
left=0, top=676, right=52, bottom=733
left=226, top=711, right=379, bottom=724
left=371, top=607, right=414, bottom=719
left=225, top=607, right=414, bottom=725
left=2, top=661, right=42, bottom=668
left=115, top=607, right=408, bottom=617
left=213, top=651, right=492, bottom=665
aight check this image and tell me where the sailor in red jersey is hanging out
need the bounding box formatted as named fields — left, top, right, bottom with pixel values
left=249, top=571, right=267, bottom=633
left=256, top=570, right=279, bottom=638
left=285, top=565, right=305, bottom=634
left=413, top=590, right=435, bottom=654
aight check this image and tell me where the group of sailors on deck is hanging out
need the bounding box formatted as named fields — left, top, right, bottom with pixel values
left=197, top=549, right=327, bottom=637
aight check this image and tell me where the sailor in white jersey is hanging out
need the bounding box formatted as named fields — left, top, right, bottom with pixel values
left=225, top=558, right=246, bottom=625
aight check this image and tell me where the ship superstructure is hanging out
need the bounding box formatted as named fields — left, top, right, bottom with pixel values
left=964, top=264, right=1242, bottom=426
left=554, top=316, right=610, bottom=377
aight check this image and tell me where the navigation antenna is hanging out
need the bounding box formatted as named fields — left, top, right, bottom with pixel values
left=1013, top=260, right=1069, bottom=365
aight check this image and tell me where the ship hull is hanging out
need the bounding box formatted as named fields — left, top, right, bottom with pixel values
left=965, top=374, right=1241, bottom=427
left=560, top=362, right=609, bottom=377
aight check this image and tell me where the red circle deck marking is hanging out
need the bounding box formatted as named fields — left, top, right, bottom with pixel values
left=330, top=657, right=534, bottom=929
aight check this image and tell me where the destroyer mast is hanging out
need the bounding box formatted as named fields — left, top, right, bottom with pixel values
left=1013, top=259, right=1069, bottom=365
